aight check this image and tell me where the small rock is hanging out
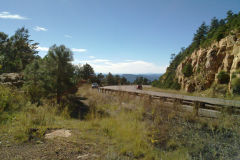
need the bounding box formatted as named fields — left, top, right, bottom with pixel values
left=77, top=154, right=88, bottom=159
left=45, top=129, right=71, bottom=139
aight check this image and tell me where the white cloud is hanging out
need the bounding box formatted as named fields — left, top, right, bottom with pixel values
left=34, top=26, right=48, bottom=32
left=64, top=34, right=72, bottom=38
left=37, top=46, right=49, bottom=52
left=74, top=58, right=166, bottom=74
left=37, top=46, right=87, bottom=53
left=0, top=11, right=27, bottom=20
left=89, top=56, right=96, bottom=59
left=72, top=48, right=87, bottom=53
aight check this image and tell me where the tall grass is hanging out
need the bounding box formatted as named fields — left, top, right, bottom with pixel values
left=1, top=84, right=240, bottom=159
left=0, top=85, right=60, bottom=143
left=77, top=85, right=240, bottom=159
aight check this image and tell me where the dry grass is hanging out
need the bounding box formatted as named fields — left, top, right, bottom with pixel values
left=1, top=84, right=240, bottom=159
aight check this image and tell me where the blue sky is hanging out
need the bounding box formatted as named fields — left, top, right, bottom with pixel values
left=0, top=0, right=239, bottom=73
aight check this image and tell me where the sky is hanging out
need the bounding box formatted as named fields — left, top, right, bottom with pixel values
left=0, top=0, right=239, bottom=74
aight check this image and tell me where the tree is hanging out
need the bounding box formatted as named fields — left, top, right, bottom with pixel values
left=120, top=77, right=128, bottom=85
left=114, top=75, right=121, bottom=85
left=106, top=72, right=115, bottom=85
left=23, top=58, right=44, bottom=104
left=209, top=17, right=219, bottom=31
left=226, top=10, right=234, bottom=22
left=170, top=53, right=176, bottom=63
left=133, top=76, right=150, bottom=85
left=81, top=63, right=94, bottom=80
left=0, top=28, right=38, bottom=73
left=193, top=22, right=209, bottom=48
left=96, top=73, right=105, bottom=85
left=73, top=64, right=83, bottom=84
left=44, top=44, right=75, bottom=104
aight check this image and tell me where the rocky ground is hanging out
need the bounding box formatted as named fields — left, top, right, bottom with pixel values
left=0, top=131, right=102, bottom=160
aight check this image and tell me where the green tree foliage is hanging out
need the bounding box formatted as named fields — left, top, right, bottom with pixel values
left=23, top=58, right=45, bottom=104
left=101, top=73, right=129, bottom=86
left=209, top=17, right=219, bottom=31
left=96, top=73, right=105, bottom=85
left=24, top=45, right=75, bottom=104
left=156, top=10, right=240, bottom=90
left=193, top=22, right=209, bottom=48
left=80, top=63, right=95, bottom=80
left=182, top=63, right=193, bottom=77
left=115, top=75, right=121, bottom=85
left=133, top=76, right=151, bottom=85
left=217, top=71, right=230, bottom=84
left=0, top=27, right=38, bottom=73
left=72, top=64, right=83, bottom=84
left=45, top=45, right=75, bottom=104
left=120, top=76, right=128, bottom=85
left=106, top=72, right=115, bottom=85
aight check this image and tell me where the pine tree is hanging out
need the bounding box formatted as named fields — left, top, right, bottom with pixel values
left=45, top=44, right=75, bottom=104
left=193, top=22, right=209, bottom=48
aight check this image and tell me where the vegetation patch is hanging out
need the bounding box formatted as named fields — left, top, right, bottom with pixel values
left=217, top=71, right=230, bottom=84
left=231, top=78, right=240, bottom=95
left=182, top=63, right=193, bottom=77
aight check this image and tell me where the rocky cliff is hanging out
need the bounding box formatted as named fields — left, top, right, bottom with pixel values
left=176, top=31, right=240, bottom=92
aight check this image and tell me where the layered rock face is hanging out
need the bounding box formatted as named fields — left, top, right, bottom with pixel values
left=0, top=73, right=23, bottom=87
left=176, top=32, right=240, bottom=92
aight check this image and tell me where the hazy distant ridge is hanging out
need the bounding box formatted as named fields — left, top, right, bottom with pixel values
left=121, top=74, right=162, bottom=83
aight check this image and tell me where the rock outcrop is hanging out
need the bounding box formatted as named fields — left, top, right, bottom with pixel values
left=176, top=32, right=240, bottom=92
left=0, top=73, right=23, bottom=87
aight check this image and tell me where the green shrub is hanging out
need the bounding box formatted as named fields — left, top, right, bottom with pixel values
left=231, top=78, right=240, bottom=95
left=171, top=81, right=181, bottom=90
left=0, top=85, right=27, bottom=122
left=182, top=64, right=193, bottom=77
left=217, top=71, right=230, bottom=84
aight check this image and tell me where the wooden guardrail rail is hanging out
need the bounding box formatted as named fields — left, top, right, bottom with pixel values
left=99, top=86, right=240, bottom=118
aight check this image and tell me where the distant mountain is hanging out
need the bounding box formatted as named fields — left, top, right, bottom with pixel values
left=121, top=74, right=162, bottom=83
left=99, top=73, right=162, bottom=83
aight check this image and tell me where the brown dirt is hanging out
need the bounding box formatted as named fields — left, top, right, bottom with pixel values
left=0, top=130, right=101, bottom=160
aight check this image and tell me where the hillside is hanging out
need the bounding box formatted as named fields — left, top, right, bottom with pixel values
left=176, top=33, right=240, bottom=92
left=154, top=11, right=240, bottom=96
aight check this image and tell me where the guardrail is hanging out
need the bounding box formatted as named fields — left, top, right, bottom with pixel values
left=99, top=86, right=240, bottom=118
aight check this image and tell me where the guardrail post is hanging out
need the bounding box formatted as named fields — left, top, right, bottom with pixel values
left=159, top=97, right=165, bottom=103
left=173, top=99, right=182, bottom=111
left=194, top=101, right=200, bottom=116
left=148, top=95, right=152, bottom=104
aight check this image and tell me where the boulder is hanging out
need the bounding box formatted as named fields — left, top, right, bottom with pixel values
left=0, top=73, right=23, bottom=87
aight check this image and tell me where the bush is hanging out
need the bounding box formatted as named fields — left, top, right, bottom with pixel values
left=0, top=85, right=27, bottom=122
left=182, top=64, right=193, bottom=77
left=217, top=71, right=230, bottom=84
left=231, top=78, right=240, bottom=95
left=171, top=81, right=181, bottom=90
